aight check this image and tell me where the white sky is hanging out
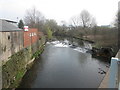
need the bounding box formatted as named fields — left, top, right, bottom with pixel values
left=0, top=0, right=119, bottom=25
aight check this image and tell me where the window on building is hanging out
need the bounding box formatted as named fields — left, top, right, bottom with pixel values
left=8, top=35, right=10, bottom=40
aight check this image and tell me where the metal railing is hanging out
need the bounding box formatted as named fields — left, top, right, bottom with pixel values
left=109, top=57, right=120, bottom=89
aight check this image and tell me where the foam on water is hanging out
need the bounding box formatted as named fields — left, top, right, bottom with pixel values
left=73, top=47, right=87, bottom=53
left=46, top=42, right=51, bottom=44
left=51, top=41, right=60, bottom=44
left=54, top=43, right=69, bottom=47
left=47, top=40, right=90, bottom=53
left=84, top=42, right=92, bottom=49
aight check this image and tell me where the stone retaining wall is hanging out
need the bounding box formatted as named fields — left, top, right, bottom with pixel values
left=2, top=36, right=46, bottom=89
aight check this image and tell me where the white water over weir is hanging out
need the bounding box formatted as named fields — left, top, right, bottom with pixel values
left=47, top=39, right=92, bottom=53
left=83, top=41, right=92, bottom=49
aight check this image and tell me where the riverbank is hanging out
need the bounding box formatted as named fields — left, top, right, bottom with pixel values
left=72, top=36, right=117, bottom=58
left=2, top=36, right=46, bottom=89
left=53, top=35, right=94, bottom=43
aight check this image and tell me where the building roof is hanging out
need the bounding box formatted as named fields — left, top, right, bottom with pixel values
left=0, top=19, right=22, bottom=32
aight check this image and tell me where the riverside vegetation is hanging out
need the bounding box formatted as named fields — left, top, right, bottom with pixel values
left=22, top=8, right=118, bottom=56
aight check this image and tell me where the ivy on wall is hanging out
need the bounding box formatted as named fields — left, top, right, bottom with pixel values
left=2, top=36, right=46, bottom=89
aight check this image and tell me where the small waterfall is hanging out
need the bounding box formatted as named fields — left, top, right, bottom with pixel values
left=73, top=47, right=87, bottom=53
left=47, top=39, right=92, bottom=53
left=83, top=41, right=92, bottom=50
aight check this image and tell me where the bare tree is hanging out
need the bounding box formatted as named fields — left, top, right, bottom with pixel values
left=113, top=6, right=120, bottom=49
left=113, top=12, right=119, bottom=28
left=80, top=10, right=92, bottom=28
left=24, top=7, right=45, bottom=30
left=118, top=3, right=120, bottom=49
left=90, top=17, right=97, bottom=27
left=70, top=16, right=81, bottom=28
left=70, top=10, right=97, bottom=29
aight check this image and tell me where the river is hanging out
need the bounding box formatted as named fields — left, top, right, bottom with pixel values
left=18, top=38, right=109, bottom=88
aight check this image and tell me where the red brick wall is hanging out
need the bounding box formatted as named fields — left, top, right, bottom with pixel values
left=24, top=28, right=38, bottom=48
left=38, top=31, right=44, bottom=39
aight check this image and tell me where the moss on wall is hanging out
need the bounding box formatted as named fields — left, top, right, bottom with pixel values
left=2, top=36, right=46, bottom=89
left=2, top=48, right=29, bottom=88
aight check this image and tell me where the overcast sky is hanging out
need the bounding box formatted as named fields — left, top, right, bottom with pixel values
left=0, top=0, right=119, bottom=25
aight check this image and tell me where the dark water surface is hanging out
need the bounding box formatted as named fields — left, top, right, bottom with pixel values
left=19, top=39, right=109, bottom=88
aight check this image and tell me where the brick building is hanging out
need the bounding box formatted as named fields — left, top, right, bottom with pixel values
left=24, top=28, right=39, bottom=48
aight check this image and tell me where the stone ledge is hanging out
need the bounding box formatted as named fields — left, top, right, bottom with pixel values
left=99, top=50, right=120, bottom=88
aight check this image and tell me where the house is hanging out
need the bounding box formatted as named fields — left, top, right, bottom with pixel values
left=23, top=28, right=39, bottom=48
left=0, top=19, right=24, bottom=62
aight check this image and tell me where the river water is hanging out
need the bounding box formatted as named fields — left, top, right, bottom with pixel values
left=18, top=38, right=109, bottom=88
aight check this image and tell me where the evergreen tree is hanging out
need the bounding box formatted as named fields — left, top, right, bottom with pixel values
left=18, top=19, right=24, bottom=29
